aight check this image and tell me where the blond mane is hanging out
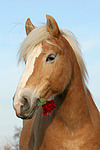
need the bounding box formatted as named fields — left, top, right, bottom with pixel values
left=18, top=25, right=88, bottom=85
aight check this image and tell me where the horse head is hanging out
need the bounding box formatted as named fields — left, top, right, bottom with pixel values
left=13, top=15, right=86, bottom=119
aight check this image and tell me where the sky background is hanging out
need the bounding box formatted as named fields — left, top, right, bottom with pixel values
left=0, top=0, right=100, bottom=148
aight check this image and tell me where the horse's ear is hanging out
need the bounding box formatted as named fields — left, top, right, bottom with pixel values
left=25, top=18, right=35, bottom=35
left=46, top=15, right=60, bottom=37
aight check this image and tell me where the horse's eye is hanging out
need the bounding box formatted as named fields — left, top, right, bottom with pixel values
left=46, top=54, right=56, bottom=62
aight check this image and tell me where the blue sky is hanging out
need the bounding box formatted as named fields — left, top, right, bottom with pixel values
left=0, top=0, right=100, bottom=148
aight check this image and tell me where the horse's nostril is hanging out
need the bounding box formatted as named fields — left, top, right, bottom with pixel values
left=20, top=96, right=27, bottom=104
left=20, top=97, right=30, bottom=112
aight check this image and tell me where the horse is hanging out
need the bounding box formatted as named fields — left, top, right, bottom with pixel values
left=13, top=15, right=100, bottom=150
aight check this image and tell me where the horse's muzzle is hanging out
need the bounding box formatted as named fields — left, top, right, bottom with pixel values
left=13, top=90, right=38, bottom=119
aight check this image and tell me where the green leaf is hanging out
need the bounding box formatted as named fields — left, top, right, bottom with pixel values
left=38, top=98, right=47, bottom=106
left=40, top=98, right=46, bottom=103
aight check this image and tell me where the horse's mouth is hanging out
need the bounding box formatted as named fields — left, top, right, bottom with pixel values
left=17, top=98, right=39, bottom=119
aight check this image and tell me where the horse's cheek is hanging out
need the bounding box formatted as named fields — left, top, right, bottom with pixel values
left=50, top=67, right=71, bottom=93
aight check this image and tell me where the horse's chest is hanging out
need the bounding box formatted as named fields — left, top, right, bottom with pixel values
left=32, top=110, right=99, bottom=150
left=39, top=119, right=99, bottom=150
left=40, top=132, right=84, bottom=150
left=40, top=139, right=82, bottom=150
left=40, top=132, right=96, bottom=150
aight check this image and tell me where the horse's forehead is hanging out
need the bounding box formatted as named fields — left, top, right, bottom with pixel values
left=42, top=39, right=62, bottom=53
left=27, top=44, right=42, bottom=69
left=27, top=44, right=42, bottom=63
left=20, top=44, right=42, bottom=89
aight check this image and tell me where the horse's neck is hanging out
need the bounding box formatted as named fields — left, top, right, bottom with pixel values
left=56, top=58, right=90, bottom=130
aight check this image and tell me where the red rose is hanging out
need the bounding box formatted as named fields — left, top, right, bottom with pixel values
left=42, top=100, right=56, bottom=116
